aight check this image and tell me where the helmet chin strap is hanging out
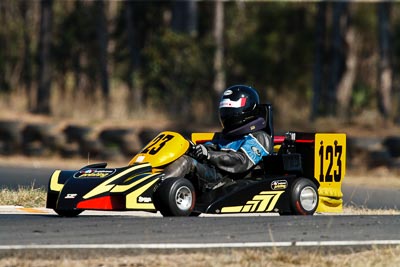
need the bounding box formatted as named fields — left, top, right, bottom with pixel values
left=223, top=117, right=266, bottom=137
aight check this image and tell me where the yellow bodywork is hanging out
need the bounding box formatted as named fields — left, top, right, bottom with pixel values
left=125, top=176, right=159, bottom=210
left=49, top=170, right=63, bottom=192
left=191, top=132, right=215, bottom=144
left=83, top=164, right=151, bottom=199
left=315, top=133, right=346, bottom=213
left=129, top=131, right=190, bottom=168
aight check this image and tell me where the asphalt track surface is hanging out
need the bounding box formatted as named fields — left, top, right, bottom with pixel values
left=0, top=166, right=399, bottom=249
left=0, top=211, right=399, bottom=249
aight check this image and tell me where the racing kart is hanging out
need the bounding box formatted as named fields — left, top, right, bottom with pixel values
left=46, top=104, right=346, bottom=217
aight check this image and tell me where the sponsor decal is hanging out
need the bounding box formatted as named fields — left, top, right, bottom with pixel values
left=251, top=146, right=261, bottom=156
left=138, top=196, right=152, bottom=203
left=271, top=180, right=288, bottom=190
left=219, top=97, right=247, bottom=108
left=65, top=193, right=77, bottom=199
left=221, top=191, right=284, bottom=213
left=74, top=168, right=116, bottom=178
left=135, top=155, right=145, bottom=163
left=223, top=89, right=233, bottom=96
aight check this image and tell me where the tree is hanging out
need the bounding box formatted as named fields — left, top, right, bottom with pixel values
left=171, top=0, right=198, bottom=119
left=95, top=0, right=110, bottom=101
left=125, top=1, right=143, bottom=112
left=35, top=0, right=53, bottom=115
left=19, top=0, right=34, bottom=110
left=213, top=0, right=225, bottom=97
left=172, top=0, right=198, bottom=36
left=312, top=2, right=356, bottom=120
left=377, top=2, right=392, bottom=121
left=327, top=2, right=348, bottom=116
left=336, top=6, right=357, bottom=119
left=71, top=1, right=85, bottom=97
left=2, top=1, right=400, bottom=124
left=311, top=1, right=327, bottom=120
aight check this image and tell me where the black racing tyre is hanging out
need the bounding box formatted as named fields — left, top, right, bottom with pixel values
left=63, top=125, right=92, bottom=143
left=291, top=178, right=319, bottom=215
left=0, top=120, right=22, bottom=155
left=99, top=128, right=132, bottom=144
left=79, top=138, right=103, bottom=158
left=280, top=178, right=318, bottom=216
left=189, top=211, right=201, bottom=217
left=384, top=136, right=400, bottom=157
left=152, top=178, right=196, bottom=217
left=54, top=209, right=83, bottom=217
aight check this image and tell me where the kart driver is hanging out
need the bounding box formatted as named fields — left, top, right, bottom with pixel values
left=163, top=85, right=272, bottom=189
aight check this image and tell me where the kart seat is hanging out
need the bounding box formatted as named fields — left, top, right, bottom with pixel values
left=259, top=103, right=274, bottom=154
left=246, top=104, right=274, bottom=178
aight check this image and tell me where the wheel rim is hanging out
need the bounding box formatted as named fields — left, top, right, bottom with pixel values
left=175, top=186, right=192, bottom=211
left=300, top=186, right=318, bottom=211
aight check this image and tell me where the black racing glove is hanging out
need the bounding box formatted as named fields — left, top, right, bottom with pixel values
left=194, top=144, right=210, bottom=161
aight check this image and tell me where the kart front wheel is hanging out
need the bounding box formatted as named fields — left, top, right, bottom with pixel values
left=54, top=209, right=83, bottom=217
left=153, top=178, right=195, bottom=217
left=280, top=178, right=319, bottom=216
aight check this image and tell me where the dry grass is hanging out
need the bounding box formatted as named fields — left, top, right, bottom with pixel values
left=344, top=169, right=400, bottom=188
left=1, top=246, right=400, bottom=267
left=0, top=85, right=168, bottom=124
left=0, top=184, right=46, bottom=208
left=342, top=206, right=400, bottom=215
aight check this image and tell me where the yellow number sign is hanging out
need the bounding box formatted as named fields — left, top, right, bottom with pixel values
left=314, top=133, right=346, bottom=212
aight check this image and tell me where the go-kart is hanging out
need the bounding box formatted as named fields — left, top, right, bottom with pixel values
left=46, top=104, right=346, bottom=217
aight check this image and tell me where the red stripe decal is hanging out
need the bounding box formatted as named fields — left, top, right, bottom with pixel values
left=274, top=136, right=285, bottom=143
left=77, top=196, right=125, bottom=210
left=296, top=139, right=314, bottom=143
left=240, top=97, right=247, bottom=107
left=273, top=136, right=314, bottom=144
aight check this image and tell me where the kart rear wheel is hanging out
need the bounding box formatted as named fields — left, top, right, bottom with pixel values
left=280, top=178, right=318, bottom=216
left=153, top=178, right=195, bottom=217
left=54, top=209, right=83, bottom=217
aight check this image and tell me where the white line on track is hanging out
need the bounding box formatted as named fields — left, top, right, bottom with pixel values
left=1, top=240, right=400, bottom=250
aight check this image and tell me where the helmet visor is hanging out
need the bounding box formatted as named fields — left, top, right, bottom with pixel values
left=219, top=97, right=247, bottom=108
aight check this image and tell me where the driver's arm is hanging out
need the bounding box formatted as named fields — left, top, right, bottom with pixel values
left=206, top=131, right=271, bottom=174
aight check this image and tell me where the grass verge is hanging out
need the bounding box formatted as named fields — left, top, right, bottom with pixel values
left=1, top=246, right=400, bottom=266
left=0, top=184, right=46, bottom=208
